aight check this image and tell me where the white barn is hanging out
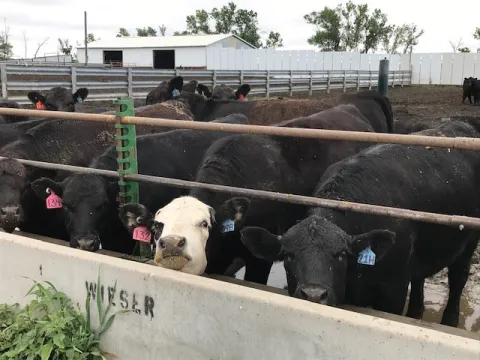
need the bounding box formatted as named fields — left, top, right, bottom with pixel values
left=76, top=34, right=256, bottom=69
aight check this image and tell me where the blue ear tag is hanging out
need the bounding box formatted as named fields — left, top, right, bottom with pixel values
left=357, top=246, right=376, bottom=266
left=76, top=96, right=83, bottom=104
left=172, top=88, right=180, bottom=97
left=221, top=219, right=235, bottom=233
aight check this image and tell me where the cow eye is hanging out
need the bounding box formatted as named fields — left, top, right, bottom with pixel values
left=200, top=220, right=209, bottom=228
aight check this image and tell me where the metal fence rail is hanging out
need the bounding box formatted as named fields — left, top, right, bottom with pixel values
left=0, top=64, right=411, bottom=104
left=0, top=107, right=478, bottom=231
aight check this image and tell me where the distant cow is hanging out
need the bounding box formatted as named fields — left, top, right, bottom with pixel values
left=145, top=77, right=199, bottom=105
left=0, top=99, right=29, bottom=124
left=472, top=78, right=480, bottom=106
left=240, top=119, right=480, bottom=327
left=119, top=104, right=381, bottom=283
left=462, top=77, right=476, bottom=104
left=28, top=114, right=248, bottom=256
left=27, top=87, right=89, bottom=112
left=197, top=84, right=251, bottom=101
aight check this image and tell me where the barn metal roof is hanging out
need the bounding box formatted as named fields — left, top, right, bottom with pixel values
left=77, top=34, right=256, bottom=49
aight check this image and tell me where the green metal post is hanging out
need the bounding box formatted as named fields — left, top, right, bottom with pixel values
left=378, top=58, right=390, bottom=97
left=114, top=97, right=152, bottom=258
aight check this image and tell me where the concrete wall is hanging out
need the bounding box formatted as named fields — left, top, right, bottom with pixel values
left=0, top=233, right=478, bottom=360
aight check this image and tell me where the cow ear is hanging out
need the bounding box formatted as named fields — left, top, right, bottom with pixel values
left=197, top=84, right=212, bottom=98
left=240, top=226, right=283, bottom=262
left=220, top=197, right=251, bottom=226
left=28, top=91, right=45, bottom=105
left=73, top=88, right=89, bottom=104
left=348, top=229, right=396, bottom=262
left=168, top=76, right=183, bottom=98
left=118, top=203, right=154, bottom=233
left=236, top=84, right=251, bottom=99
left=31, top=177, right=63, bottom=200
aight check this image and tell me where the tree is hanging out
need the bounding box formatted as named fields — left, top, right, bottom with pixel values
left=33, top=38, right=49, bottom=58
left=0, top=24, right=13, bottom=60
left=177, top=2, right=280, bottom=48
left=305, top=2, right=422, bottom=54
left=474, top=27, right=480, bottom=40
left=265, top=31, right=283, bottom=48
left=58, top=38, right=72, bottom=55
left=304, top=7, right=343, bottom=51
left=459, top=47, right=471, bottom=53
left=116, top=28, right=130, bottom=37
left=159, top=24, right=167, bottom=36
left=449, top=37, right=464, bottom=53
left=87, top=33, right=98, bottom=43
left=136, top=26, right=157, bottom=37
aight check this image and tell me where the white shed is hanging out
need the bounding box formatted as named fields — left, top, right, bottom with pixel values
left=76, top=34, right=256, bottom=69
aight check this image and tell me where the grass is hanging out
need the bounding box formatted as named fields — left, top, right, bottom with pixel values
left=0, top=275, right=130, bottom=360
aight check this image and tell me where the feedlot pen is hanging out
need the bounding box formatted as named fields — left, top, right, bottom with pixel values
left=0, top=85, right=479, bottom=359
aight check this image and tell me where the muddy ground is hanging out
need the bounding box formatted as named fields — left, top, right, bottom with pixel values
left=17, top=84, right=480, bottom=333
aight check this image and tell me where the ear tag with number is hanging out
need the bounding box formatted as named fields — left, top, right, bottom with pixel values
left=76, top=96, right=83, bottom=104
left=172, top=88, right=180, bottom=97
left=221, top=219, right=235, bottom=233
left=357, top=246, right=376, bottom=266
left=133, top=226, right=152, bottom=243
left=46, top=189, right=62, bottom=209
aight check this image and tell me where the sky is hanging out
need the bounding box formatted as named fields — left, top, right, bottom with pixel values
left=2, top=0, right=480, bottom=58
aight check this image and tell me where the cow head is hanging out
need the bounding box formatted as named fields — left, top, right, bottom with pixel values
left=200, top=84, right=251, bottom=101
left=240, top=216, right=395, bottom=306
left=145, top=76, right=184, bottom=105
left=27, top=87, right=89, bottom=112
left=463, top=77, right=475, bottom=90
left=119, top=196, right=219, bottom=275
left=0, top=159, right=27, bottom=233
left=30, top=174, right=118, bottom=251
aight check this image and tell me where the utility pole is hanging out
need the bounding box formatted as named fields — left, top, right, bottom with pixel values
left=84, top=11, right=88, bottom=65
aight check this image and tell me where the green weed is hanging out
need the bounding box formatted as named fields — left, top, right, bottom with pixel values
left=0, top=275, right=130, bottom=360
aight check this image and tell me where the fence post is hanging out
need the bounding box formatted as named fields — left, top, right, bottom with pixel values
left=114, top=97, right=151, bottom=259
left=356, top=71, right=360, bottom=91
left=327, top=70, right=331, bottom=94
left=401, top=71, right=405, bottom=87
left=343, top=70, right=347, bottom=92
left=378, top=58, right=389, bottom=97
left=127, top=68, right=133, bottom=98
left=71, top=66, right=77, bottom=93
left=240, top=70, right=244, bottom=85
left=392, top=70, right=396, bottom=88
left=213, top=70, right=217, bottom=88
left=266, top=70, right=270, bottom=99
left=369, top=71, right=372, bottom=90
left=309, top=70, right=313, bottom=97
left=0, top=64, right=7, bottom=99
left=289, top=70, right=293, bottom=97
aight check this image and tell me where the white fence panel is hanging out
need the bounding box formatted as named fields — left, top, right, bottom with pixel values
left=351, top=53, right=361, bottom=71
left=410, top=54, right=422, bottom=84
left=399, top=54, right=411, bottom=71
left=307, top=51, right=316, bottom=70
left=258, top=49, right=267, bottom=70
left=360, top=54, right=371, bottom=71
left=315, top=52, right=325, bottom=70
left=323, top=52, right=334, bottom=70
left=298, top=50, right=308, bottom=70
left=332, top=52, right=343, bottom=70
left=440, top=53, right=454, bottom=84
left=430, top=54, right=443, bottom=85
left=452, top=53, right=466, bottom=85
left=463, top=53, right=477, bottom=79
left=389, top=55, right=401, bottom=71
left=419, top=54, right=432, bottom=84
left=370, top=54, right=382, bottom=71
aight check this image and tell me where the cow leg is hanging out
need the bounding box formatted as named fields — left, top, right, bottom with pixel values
left=405, top=277, right=425, bottom=319
left=462, top=95, right=466, bottom=104
left=440, top=237, right=478, bottom=327
left=371, top=278, right=409, bottom=315
left=243, top=255, right=273, bottom=285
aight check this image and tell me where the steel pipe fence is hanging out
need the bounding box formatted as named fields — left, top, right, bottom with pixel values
left=0, top=64, right=411, bottom=104
left=0, top=107, right=479, bottom=231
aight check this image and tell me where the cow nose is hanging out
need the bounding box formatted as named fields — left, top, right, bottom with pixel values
left=296, top=286, right=329, bottom=305
left=1, top=206, right=20, bottom=216
left=76, top=238, right=99, bottom=251
left=158, top=235, right=187, bottom=256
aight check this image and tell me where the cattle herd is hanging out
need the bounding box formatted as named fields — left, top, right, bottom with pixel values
left=0, top=75, right=479, bottom=331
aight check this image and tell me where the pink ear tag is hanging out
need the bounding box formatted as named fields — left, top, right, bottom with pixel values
left=133, top=226, right=152, bottom=243
left=46, top=190, right=62, bottom=209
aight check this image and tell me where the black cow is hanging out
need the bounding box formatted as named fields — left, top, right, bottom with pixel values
left=241, top=120, right=480, bottom=327
left=0, top=99, right=29, bottom=124
left=472, top=78, right=480, bottom=106
left=27, top=87, right=89, bottom=112
left=462, top=77, right=476, bottom=104
left=197, top=84, right=251, bottom=101
left=145, top=77, right=199, bottom=105
left=0, top=114, right=181, bottom=236
left=29, top=114, right=248, bottom=257
left=120, top=105, right=379, bottom=283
